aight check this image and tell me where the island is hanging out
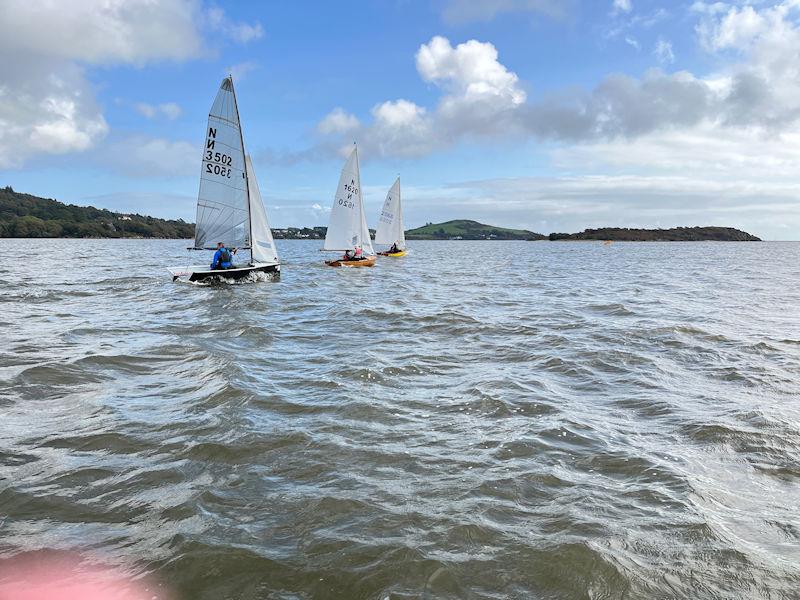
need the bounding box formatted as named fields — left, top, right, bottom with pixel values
left=405, top=219, right=546, bottom=241
left=0, top=186, right=193, bottom=239
left=548, top=227, right=761, bottom=242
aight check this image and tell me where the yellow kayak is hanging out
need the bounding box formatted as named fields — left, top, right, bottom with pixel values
left=378, top=250, right=407, bottom=257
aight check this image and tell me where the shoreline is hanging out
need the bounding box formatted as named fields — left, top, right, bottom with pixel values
left=0, top=237, right=783, bottom=242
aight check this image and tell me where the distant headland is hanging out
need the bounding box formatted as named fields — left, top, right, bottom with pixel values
left=0, top=187, right=760, bottom=242
left=547, top=227, right=761, bottom=242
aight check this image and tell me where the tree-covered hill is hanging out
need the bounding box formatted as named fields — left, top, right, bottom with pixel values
left=548, top=227, right=761, bottom=242
left=406, top=219, right=546, bottom=240
left=0, top=186, right=194, bottom=239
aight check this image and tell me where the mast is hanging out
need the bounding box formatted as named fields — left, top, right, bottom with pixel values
left=354, top=142, right=373, bottom=253
left=354, top=142, right=362, bottom=248
left=398, top=174, right=403, bottom=247
left=229, top=75, right=253, bottom=262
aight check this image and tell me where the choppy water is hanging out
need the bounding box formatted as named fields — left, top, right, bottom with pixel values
left=1, top=238, right=799, bottom=599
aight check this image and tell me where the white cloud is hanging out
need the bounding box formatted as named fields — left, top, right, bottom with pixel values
left=625, top=36, right=641, bottom=50
left=612, top=0, right=633, bottom=15
left=159, top=102, right=183, bottom=120
left=311, top=2, right=800, bottom=159
left=310, top=202, right=330, bottom=215
left=318, top=108, right=360, bottom=135
left=697, top=4, right=768, bottom=51
left=605, top=6, right=669, bottom=43
left=0, top=60, right=109, bottom=168
left=694, top=1, right=800, bottom=129
left=372, top=99, right=427, bottom=127
left=205, top=6, right=264, bottom=44
left=417, top=36, right=526, bottom=107
left=441, top=0, right=573, bottom=24
left=28, top=100, right=107, bottom=154
left=135, top=104, right=157, bottom=119
left=367, top=99, right=434, bottom=157
left=98, top=135, right=197, bottom=178
left=0, top=0, right=261, bottom=168
left=0, top=0, right=204, bottom=65
left=226, top=61, right=258, bottom=81
left=315, top=36, right=527, bottom=158
left=552, top=125, right=800, bottom=178
left=135, top=102, right=182, bottom=120
left=654, top=37, right=675, bottom=64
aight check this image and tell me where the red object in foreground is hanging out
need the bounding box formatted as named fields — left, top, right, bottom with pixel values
left=0, top=552, right=172, bottom=600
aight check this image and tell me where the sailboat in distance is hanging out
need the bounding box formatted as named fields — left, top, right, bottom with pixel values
left=375, top=177, right=406, bottom=257
left=168, top=76, right=280, bottom=282
left=323, top=145, right=376, bottom=267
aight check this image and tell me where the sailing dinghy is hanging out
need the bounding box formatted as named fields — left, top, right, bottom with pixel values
left=375, top=177, right=406, bottom=257
left=323, top=145, right=376, bottom=267
left=168, top=77, right=280, bottom=282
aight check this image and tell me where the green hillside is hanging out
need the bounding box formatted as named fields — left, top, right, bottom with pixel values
left=406, top=219, right=545, bottom=240
left=0, top=186, right=194, bottom=239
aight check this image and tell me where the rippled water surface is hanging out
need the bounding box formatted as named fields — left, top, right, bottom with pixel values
left=1, top=238, right=799, bottom=599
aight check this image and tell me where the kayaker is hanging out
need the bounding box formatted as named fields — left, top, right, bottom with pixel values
left=211, top=242, right=235, bottom=270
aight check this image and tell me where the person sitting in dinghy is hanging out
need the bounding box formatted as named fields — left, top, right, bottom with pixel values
left=341, top=246, right=363, bottom=261
left=211, top=242, right=236, bottom=270
left=388, top=243, right=399, bottom=254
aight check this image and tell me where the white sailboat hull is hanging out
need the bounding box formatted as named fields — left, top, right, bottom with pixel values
left=168, top=262, right=280, bottom=282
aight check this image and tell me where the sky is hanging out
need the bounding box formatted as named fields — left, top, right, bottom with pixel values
left=2, top=0, right=800, bottom=239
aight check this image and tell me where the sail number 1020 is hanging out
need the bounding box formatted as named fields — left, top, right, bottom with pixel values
left=205, top=150, right=233, bottom=178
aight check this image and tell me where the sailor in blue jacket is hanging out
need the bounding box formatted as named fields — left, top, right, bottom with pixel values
left=211, top=241, right=235, bottom=270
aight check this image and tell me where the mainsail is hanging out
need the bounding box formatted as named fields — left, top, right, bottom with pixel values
left=194, top=77, right=249, bottom=250
left=374, top=177, right=404, bottom=249
left=245, top=155, right=279, bottom=264
left=323, top=146, right=374, bottom=254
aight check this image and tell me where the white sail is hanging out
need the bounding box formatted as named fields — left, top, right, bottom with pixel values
left=245, top=155, right=279, bottom=264
left=194, top=77, right=249, bottom=250
left=374, top=177, right=404, bottom=248
left=323, top=146, right=374, bottom=254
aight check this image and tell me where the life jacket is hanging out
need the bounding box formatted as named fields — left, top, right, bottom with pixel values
left=220, top=248, right=231, bottom=264
left=354, top=247, right=363, bottom=258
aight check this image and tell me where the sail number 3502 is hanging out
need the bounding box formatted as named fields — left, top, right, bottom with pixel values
left=205, top=150, right=233, bottom=178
